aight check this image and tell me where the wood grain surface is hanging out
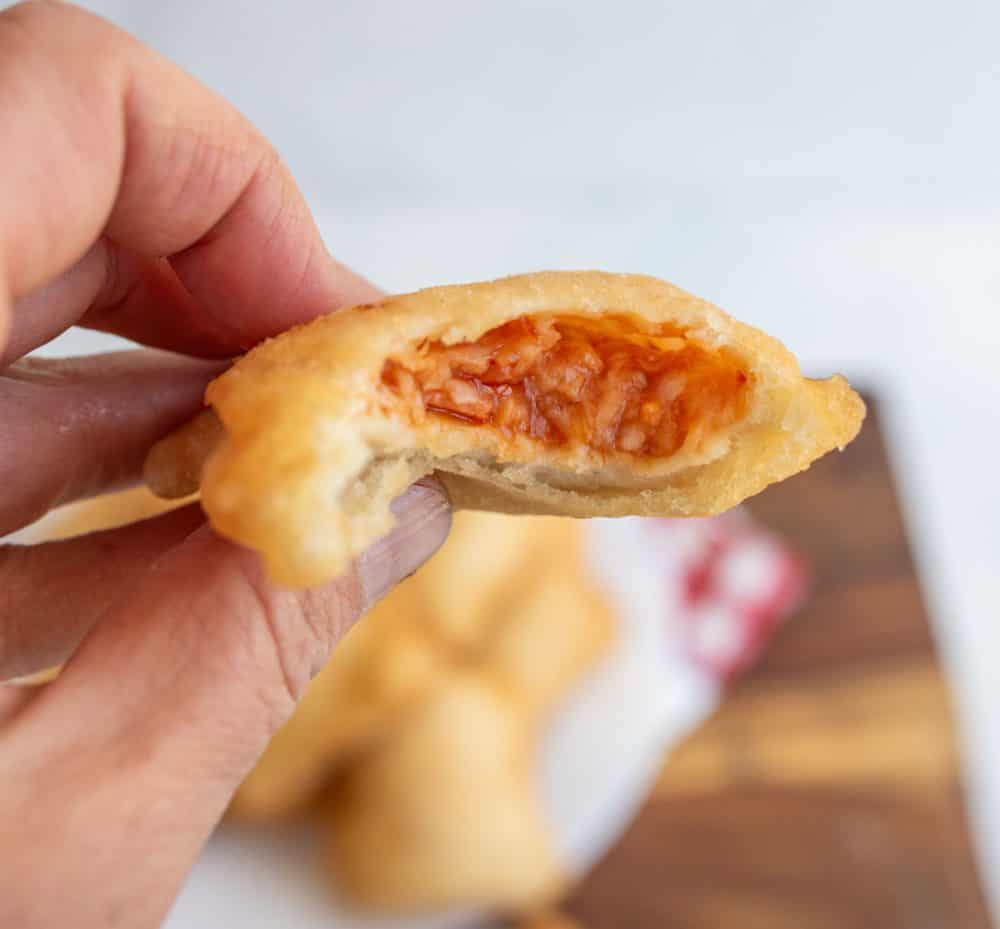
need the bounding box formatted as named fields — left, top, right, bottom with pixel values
left=554, top=398, right=992, bottom=929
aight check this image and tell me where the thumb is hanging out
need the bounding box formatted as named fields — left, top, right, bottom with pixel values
left=0, top=479, right=450, bottom=929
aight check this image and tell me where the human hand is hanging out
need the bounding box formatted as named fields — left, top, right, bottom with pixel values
left=0, top=4, right=450, bottom=926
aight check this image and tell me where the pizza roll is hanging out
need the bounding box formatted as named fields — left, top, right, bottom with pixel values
left=229, top=588, right=445, bottom=821
left=325, top=672, right=564, bottom=912
left=409, top=511, right=584, bottom=653
left=232, top=513, right=609, bottom=822
left=483, top=562, right=614, bottom=718
left=145, top=271, right=864, bottom=587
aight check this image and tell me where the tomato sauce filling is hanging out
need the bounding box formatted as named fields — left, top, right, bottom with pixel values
left=380, top=315, right=750, bottom=459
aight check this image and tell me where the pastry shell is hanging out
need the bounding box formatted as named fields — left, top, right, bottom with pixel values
left=145, top=271, right=864, bottom=587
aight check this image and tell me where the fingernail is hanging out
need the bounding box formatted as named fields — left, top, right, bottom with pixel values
left=356, top=478, right=451, bottom=609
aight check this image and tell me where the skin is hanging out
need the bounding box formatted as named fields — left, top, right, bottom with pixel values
left=0, top=3, right=451, bottom=926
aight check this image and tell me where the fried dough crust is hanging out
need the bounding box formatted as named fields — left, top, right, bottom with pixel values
left=146, top=272, right=863, bottom=587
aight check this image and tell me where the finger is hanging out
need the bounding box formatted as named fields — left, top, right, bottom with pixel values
left=0, top=504, right=204, bottom=682
left=0, top=1, right=379, bottom=361
left=79, top=244, right=382, bottom=359
left=0, top=239, right=109, bottom=366
left=0, top=351, right=223, bottom=534
left=0, top=685, right=34, bottom=727
left=0, top=480, right=451, bottom=928
left=7, top=239, right=380, bottom=365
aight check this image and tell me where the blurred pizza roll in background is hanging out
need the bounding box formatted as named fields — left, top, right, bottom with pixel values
left=319, top=513, right=613, bottom=913
left=484, top=563, right=613, bottom=718
left=228, top=592, right=445, bottom=821
left=231, top=511, right=613, bottom=821
left=410, top=512, right=589, bottom=656
left=406, top=510, right=546, bottom=653
left=325, top=671, right=565, bottom=912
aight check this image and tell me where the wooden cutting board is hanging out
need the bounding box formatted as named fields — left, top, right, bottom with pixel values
left=555, top=397, right=993, bottom=928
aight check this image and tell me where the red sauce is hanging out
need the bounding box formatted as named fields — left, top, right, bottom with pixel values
left=380, top=314, right=749, bottom=457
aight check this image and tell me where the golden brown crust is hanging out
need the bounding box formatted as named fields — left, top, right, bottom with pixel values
left=145, top=271, right=864, bottom=587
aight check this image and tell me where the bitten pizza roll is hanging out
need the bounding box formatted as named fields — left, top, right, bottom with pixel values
left=145, top=271, right=864, bottom=587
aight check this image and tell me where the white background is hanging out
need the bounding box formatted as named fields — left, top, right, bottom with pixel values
left=10, top=0, right=1000, bottom=917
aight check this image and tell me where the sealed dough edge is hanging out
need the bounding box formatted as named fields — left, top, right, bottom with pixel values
left=145, top=271, right=865, bottom=587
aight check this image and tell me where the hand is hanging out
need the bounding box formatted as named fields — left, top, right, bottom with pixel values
left=0, top=4, right=450, bottom=926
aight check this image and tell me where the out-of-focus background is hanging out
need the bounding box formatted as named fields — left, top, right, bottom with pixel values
left=17, top=0, right=1000, bottom=924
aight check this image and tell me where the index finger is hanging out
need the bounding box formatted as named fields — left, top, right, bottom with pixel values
left=0, top=1, right=379, bottom=358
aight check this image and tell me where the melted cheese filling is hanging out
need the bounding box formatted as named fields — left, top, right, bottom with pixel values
left=380, top=314, right=750, bottom=459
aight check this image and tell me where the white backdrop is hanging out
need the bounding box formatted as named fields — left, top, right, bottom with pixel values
left=7, top=0, right=1000, bottom=916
